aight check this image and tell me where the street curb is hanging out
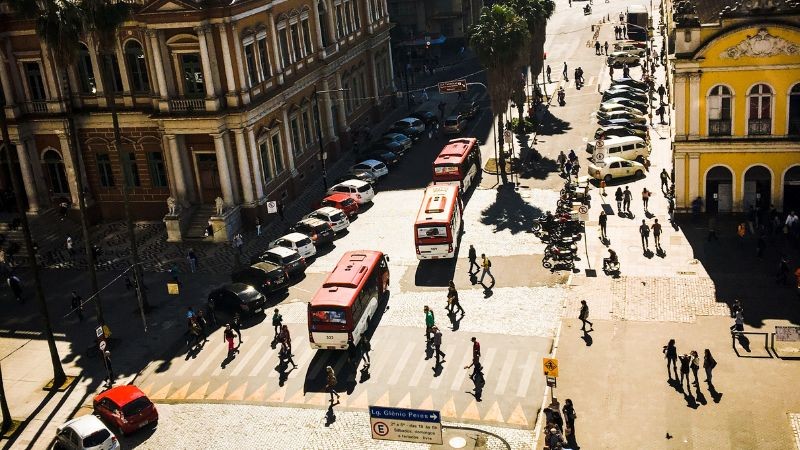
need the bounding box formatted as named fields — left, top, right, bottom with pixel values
left=532, top=301, right=566, bottom=449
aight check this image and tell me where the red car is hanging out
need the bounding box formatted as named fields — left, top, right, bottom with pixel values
left=93, top=385, right=158, bottom=435
left=319, top=193, right=359, bottom=218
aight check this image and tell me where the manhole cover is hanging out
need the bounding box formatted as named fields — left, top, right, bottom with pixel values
left=449, top=436, right=467, bottom=448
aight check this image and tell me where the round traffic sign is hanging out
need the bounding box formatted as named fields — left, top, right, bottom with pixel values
left=578, top=205, right=589, bottom=214
left=595, top=139, right=604, bottom=148
left=99, top=340, right=107, bottom=351
left=594, top=152, right=605, bottom=162
left=503, top=130, right=513, bottom=141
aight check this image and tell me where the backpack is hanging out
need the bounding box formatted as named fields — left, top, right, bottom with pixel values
left=487, top=259, right=492, bottom=268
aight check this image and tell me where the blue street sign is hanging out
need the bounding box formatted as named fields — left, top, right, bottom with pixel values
left=369, top=406, right=440, bottom=423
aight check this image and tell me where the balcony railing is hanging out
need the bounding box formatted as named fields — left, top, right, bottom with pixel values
left=21, top=101, right=49, bottom=114
left=789, top=118, right=800, bottom=136
left=748, top=118, right=771, bottom=135
left=169, top=98, right=204, bottom=112
left=708, top=119, right=731, bottom=136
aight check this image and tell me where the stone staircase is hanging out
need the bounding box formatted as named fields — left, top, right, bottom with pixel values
left=184, top=204, right=215, bottom=240
left=0, top=208, right=80, bottom=266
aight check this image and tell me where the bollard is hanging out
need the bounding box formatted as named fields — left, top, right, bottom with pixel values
left=591, top=25, right=595, bottom=32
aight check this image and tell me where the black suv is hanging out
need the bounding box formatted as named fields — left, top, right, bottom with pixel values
left=231, top=262, right=290, bottom=294
left=291, top=218, right=335, bottom=246
left=409, top=110, right=439, bottom=128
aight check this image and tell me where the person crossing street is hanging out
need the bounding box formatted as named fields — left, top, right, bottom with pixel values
left=479, top=254, right=495, bottom=285
left=640, top=220, right=651, bottom=251
left=579, top=300, right=593, bottom=332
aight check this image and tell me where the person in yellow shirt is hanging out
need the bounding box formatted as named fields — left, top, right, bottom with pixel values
left=480, top=254, right=494, bottom=285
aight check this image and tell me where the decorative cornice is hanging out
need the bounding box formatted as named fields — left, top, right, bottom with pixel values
left=720, top=28, right=800, bottom=59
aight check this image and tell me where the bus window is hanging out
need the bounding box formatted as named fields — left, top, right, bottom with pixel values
left=311, top=309, right=346, bottom=324
left=434, top=166, right=459, bottom=175
left=417, top=226, right=447, bottom=239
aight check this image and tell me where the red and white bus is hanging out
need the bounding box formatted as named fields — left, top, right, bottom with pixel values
left=432, top=137, right=482, bottom=192
left=308, top=250, right=390, bottom=350
left=414, top=184, right=464, bottom=260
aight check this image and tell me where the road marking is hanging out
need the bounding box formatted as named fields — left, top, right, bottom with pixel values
left=587, top=76, right=595, bottom=86
left=516, top=352, right=537, bottom=397
left=287, top=343, right=316, bottom=378
left=149, top=382, right=172, bottom=400
left=206, top=381, right=228, bottom=400
left=408, top=353, right=430, bottom=387
left=192, top=339, right=228, bottom=377
left=168, top=382, right=191, bottom=400
left=249, top=345, right=281, bottom=378
left=186, top=381, right=209, bottom=400
left=449, top=350, right=475, bottom=391
left=494, top=349, right=518, bottom=395
left=429, top=344, right=456, bottom=390
left=479, top=351, right=497, bottom=383
left=231, top=336, right=268, bottom=376
left=387, top=344, right=416, bottom=385
left=368, top=338, right=401, bottom=382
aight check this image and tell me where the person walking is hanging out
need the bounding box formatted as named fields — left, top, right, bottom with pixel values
left=325, top=366, right=340, bottom=403
left=660, top=169, right=670, bottom=193
left=187, top=249, right=198, bottom=272
left=562, top=399, right=577, bottom=435
left=562, top=62, right=569, bottom=81
left=690, top=350, right=701, bottom=385
left=103, top=350, right=115, bottom=385
left=479, top=254, right=494, bottom=285
left=556, top=151, right=566, bottom=174
left=467, top=244, right=479, bottom=274
left=652, top=219, right=663, bottom=249
left=232, top=313, right=243, bottom=345
left=280, top=325, right=297, bottom=368
left=708, top=216, right=718, bottom=241
left=272, top=308, right=283, bottom=338
left=639, top=219, right=650, bottom=251
left=604, top=41, right=609, bottom=55
left=206, top=297, right=217, bottom=327
left=446, top=280, right=465, bottom=315
left=69, top=291, right=84, bottom=322
left=360, top=332, right=371, bottom=368
left=622, top=186, right=632, bottom=213
left=599, top=210, right=608, bottom=241
left=546, top=65, right=552, bottom=83
left=703, top=349, right=716, bottom=382
left=464, top=337, right=483, bottom=381
left=737, top=222, right=746, bottom=244
left=578, top=300, right=593, bottom=332
left=595, top=40, right=601, bottom=55
left=678, top=353, right=691, bottom=391
left=731, top=310, right=744, bottom=333
left=614, top=187, right=623, bottom=213
left=196, top=310, right=209, bottom=342
left=256, top=217, right=262, bottom=236
left=66, top=235, right=75, bottom=258
left=424, top=306, right=435, bottom=343
left=663, top=339, right=678, bottom=379
left=432, top=327, right=446, bottom=364
left=224, top=325, right=237, bottom=358
left=277, top=201, right=286, bottom=222
left=642, top=187, right=651, bottom=212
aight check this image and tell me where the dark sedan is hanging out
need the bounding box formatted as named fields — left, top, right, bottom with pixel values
left=291, top=217, right=335, bottom=246
left=231, top=262, right=289, bottom=294
left=409, top=110, right=439, bottom=127
left=207, top=283, right=267, bottom=317
left=251, top=247, right=307, bottom=277
left=364, top=149, right=400, bottom=167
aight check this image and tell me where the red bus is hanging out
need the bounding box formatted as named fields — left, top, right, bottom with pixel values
left=414, top=184, right=463, bottom=260
left=432, top=137, right=482, bottom=192
left=308, top=250, right=390, bottom=350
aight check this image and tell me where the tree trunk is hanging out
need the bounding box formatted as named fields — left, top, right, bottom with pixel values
left=59, top=69, right=105, bottom=327
left=0, top=361, right=12, bottom=433
left=99, top=52, right=149, bottom=315
left=0, top=102, right=66, bottom=387
left=497, top=114, right=508, bottom=184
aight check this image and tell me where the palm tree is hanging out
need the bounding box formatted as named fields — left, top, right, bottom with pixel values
left=468, top=4, right=529, bottom=184
left=10, top=0, right=107, bottom=326
left=505, top=0, right=555, bottom=83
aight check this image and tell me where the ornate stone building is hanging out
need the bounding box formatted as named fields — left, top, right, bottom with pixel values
left=0, top=0, right=393, bottom=239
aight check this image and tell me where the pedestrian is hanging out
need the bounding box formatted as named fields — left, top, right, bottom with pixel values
left=467, top=244, right=479, bottom=274
left=668, top=197, right=675, bottom=224
left=574, top=68, right=580, bottom=87
left=708, top=216, right=718, bottom=241
left=678, top=353, right=691, bottom=391
left=737, top=222, right=746, bottom=243
left=256, top=217, right=262, bottom=236
left=658, top=84, right=666, bottom=103
left=187, top=317, right=201, bottom=349
left=600, top=179, right=607, bottom=196
left=546, top=65, right=552, bottom=83
left=652, top=219, right=662, bottom=249
left=731, top=299, right=743, bottom=318
left=609, top=64, right=614, bottom=79
left=639, top=219, right=650, bottom=251
left=622, top=186, right=632, bottom=213
left=604, top=41, right=609, bottom=55
left=547, top=428, right=566, bottom=449
left=622, top=64, right=630, bottom=78
left=206, top=297, right=217, bottom=327
left=660, top=169, right=670, bottom=193
left=66, top=235, right=74, bottom=257
left=424, top=305, right=435, bottom=343
left=562, top=399, right=576, bottom=435
left=195, top=310, right=209, bottom=341
left=272, top=308, right=283, bottom=338
left=599, top=210, right=608, bottom=241
left=562, top=62, right=568, bottom=81
left=187, top=248, right=198, bottom=272
left=690, top=350, right=700, bottom=385
left=325, top=366, right=340, bottom=402
left=432, top=326, right=445, bottom=363
left=232, top=312, right=243, bottom=344
left=479, top=253, right=494, bottom=285
left=731, top=310, right=744, bottom=333
left=615, top=187, right=623, bottom=212
left=464, top=337, right=483, bottom=381
left=360, top=332, right=371, bottom=368
left=70, top=291, right=84, bottom=322
left=224, top=324, right=237, bottom=357
left=657, top=104, right=665, bottom=124
left=446, top=280, right=464, bottom=315
left=186, top=306, right=195, bottom=320
left=703, top=349, right=716, bottom=382
left=277, top=201, right=286, bottom=221
left=564, top=160, right=573, bottom=179
left=281, top=325, right=297, bottom=368
left=556, top=151, right=566, bottom=173
left=663, top=339, right=678, bottom=379
left=578, top=300, right=593, bottom=331
left=642, top=187, right=651, bottom=212
left=595, top=40, right=601, bottom=55
left=103, top=350, right=115, bottom=385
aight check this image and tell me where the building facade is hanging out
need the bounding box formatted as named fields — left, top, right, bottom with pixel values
left=387, top=0, right=481, bottom=44
left=0, top=0, right=394, bottom=238
left=667, top=0, right=800, bottom=214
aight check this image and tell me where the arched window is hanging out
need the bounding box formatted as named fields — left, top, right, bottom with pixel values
left=77, top=43, right=96, bottom=94
left=125, top=41, right=150, bottom=93
left=708, top=85, right=731, bottom=136
left=42, top=150, right=69, bottom=195
left=789, top=83, right=800, bottom=136
left=748, top=84, right=772, bottom=135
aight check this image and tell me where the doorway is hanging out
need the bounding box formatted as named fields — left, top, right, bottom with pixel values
left=705, top=166, right=733, bottom=213
left=743, top=165, right=771, bottom=211
left=194, top=153, right=222, bottom=204
left=784, top=166, right=800, bottom=214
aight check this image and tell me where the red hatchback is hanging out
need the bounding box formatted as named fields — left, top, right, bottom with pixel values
left=93, top=385, right=158, bottom=435
left=320, top=193, right=359, bottom=218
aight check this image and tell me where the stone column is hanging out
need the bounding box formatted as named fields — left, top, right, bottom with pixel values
left=56, top=132, right=81, bottom=206
left=673, top=73, right=686, bottom=138
left=673, top=152, right=686, bottom=209
left=688, top=152, right=700, bottom=207
left=267, top=12, right=285, bottom=85
left=334, top=72, right=348, bottom=132
left=114, top=40, right=133, bottom=106
left=364, top=0, right=374, bottom=27
left=320, top=78, right=337, bottom=140
left=164, top=134, right=189, bottom=206
left=83, top=37, right=106, bottom=107
left=147, top=30, right=170, bottom=111
left=0, top=48, right=16, bottom=108
left=196, top=25, right=220, bottom=111
left=230, top=23, right=251, bottom=105
left=311, top=1, right=326, bottom=50
left=246, top=126, right=265, bottom=200
left=14, top=139, right=39, bottom=213
left=325, top=0, right=337, bottom=44
left=281, top=108, right=297, bottom=174
left=368, top=51, right=381, bottom=106
left=688, top=73, right=700, bottom=138
left=217, top=23, right=239, bottom=107
left=233, top=128, right=254, bottom=205
left=211, top=132, right=235, bottom=206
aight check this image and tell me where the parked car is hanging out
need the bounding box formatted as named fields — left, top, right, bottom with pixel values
left=334, top=172, right=376, bottom=186
left=597, top=103, right=643, bottom=116
left=208, top=283, right=268, bottom=316
left=364, top=149, right=400, bottom=167
left=597, top=110, right=648, bottom=125
left=291, top=217, right=336, bottom=246
left=442, top=115, right=468, bottom=134
left=327, top=179, right=376, bottom=204
left=251, top=247, right=308, bottom=276
left=55, top=415, right=120, bottom=450
left=377, top=132, right=412, bottom=154
left=600, top=98, right=648, bottom=114
left=588, top=156, right=646, bottom=183
left=304, top=206, right=351, bottom=233
left=616, top=39, right=647, bottom=49
left=602, top=89, right=648, bottom=103
left=93, top=385, right=158, bottom=436
left=611, top=77, right=649, bottom=90
left=594, top=125, right=648, bottom=141
left=269, top=232, right=317, bottom=258
left=409, top=110, right=439, bottom=127
left=231, top=262, right=289, bottom=293
left=598, top=118, right=649, bottom=131
left=455, top=100, right=481, bottom=119
left=319, top=193, right=359, bottom=218
left=389, top=117, right=425, bottom=140
left=604, top=84, right=648, bottom=97
left=351, top=159, right=389, bottom=180
left=607, top=51, right=640, bottom=67
left=613, top=43, right=646, bottom=56
left=586, top=136, right=650, bottom=162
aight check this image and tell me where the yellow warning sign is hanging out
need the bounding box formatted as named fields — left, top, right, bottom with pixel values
left=167, top=282, right=180, bottom=295
left=543, top=358, right=559, bottom=377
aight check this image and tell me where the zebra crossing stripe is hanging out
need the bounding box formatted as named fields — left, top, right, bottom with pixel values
left=226, top=382, right=247, bottom=401
left=231, top=336, right=268, bottom=376
left=266, top=385, right=286, bottom=403
left=150, top=382, right=172, bottom=400
left=168, top=382, right=191, bottom=400
left=206, top=381, right=228, bottom=400
left=483, top=401, right=505, bottom=423
left=245, top=383, right=267, bottom=402
left=186, top=381, right=209, bottom=400
left=461, top=399, right=481, bottom=421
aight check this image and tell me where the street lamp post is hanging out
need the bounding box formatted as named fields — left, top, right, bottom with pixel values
left=312, top=86, right=349, bottom=191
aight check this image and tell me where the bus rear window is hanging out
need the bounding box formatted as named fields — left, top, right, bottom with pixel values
left=311, top=309, right=347, bottom=324
left=416, top=226, right=447, bottom=239
left=434, top=166, right=459, bottom=175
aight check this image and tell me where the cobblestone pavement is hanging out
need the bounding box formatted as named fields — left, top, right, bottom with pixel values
left=119, top=403, right=536, bottom=450
left=791, top=413, right=800, bottom=450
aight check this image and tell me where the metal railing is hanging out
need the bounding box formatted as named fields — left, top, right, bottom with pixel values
left=21, top=101, right=49, bottom=114
left=748, top=118, right=771, bottom=135
left=708, top=119, right=731, bottom=136
left=169, top=98, right=204, bottom=112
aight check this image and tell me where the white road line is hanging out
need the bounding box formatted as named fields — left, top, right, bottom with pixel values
left=494, top=349, right=518, bottom=395
left=369, top=338, right=402, bottom=382
left=287, top=343, right=317, bottom=378
left=190, top=338, right=228, bottom=377
left=429, top=344, right=456, bottom=390
left=231, top=336, right=268, bottom=376
left=449, top=350, right=475, bottom=391
left=479, top=351, right=497, bottom=384
left=266, top=335, right=309, bottom=378
left=516, top=352, right=538, bottom=397
left=408, top=354, right=430, bottom=388
left=387, top=344, right=416, bottom=385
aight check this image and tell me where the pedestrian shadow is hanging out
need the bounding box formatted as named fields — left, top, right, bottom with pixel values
left=645, top=211, right=655, bottom=219
left=695, top=388, right=708, bottom=405
left=447, top=311, right=464, bottom=331
left=707, top=382, right=723, bottom=403
left=482, top=286, right=494, bottom=298
left=581, top=330, right=593, bottom=346
left=220, top=351, right=237, bottom=369
left=479, top=185, right=543, bottom=235
left=644, top=249, right=654, bottom=258
left=467, top=378, right=484, bottom=402
left=683, top=391, right=699, bottom=409
left=324, top=404, right=337, bottom=427
left=656, top=247, right=667, bottom=258
left=359, top=366, right=371, bottom=383
left=432, top=360, right=444, bottom=377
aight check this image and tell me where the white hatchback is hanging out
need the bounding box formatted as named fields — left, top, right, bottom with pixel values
left=351, top=159, right=389, bottom=180
left=304, top=207, right=351, bottom=233
left=327, top=179, right=376, bottom=204
left=56, top=415, right=120, bottom=450
left=269, top=232, right=317, bottom=258
left=588, top=156, right=646, bottom=183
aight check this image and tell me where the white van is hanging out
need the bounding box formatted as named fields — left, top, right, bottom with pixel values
left=585, top=136, right=650, bottom=162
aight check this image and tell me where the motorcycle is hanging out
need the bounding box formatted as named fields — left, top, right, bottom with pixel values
left=542, top=247, right=575, bottom=269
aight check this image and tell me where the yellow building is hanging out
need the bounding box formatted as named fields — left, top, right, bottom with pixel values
left=668, top=0, right=800, bottom=214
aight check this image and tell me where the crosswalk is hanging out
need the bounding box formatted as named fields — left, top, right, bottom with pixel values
left=137, top=326, right=549, bottom=428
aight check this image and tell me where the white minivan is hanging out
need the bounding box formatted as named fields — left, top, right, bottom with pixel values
left=585, top=136, right=650, bottom=162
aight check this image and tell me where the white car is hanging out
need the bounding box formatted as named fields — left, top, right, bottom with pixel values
left=588, top=156, right=646, bottom=183
left=304, top=206, right=350, bottom=233
left=613, top=43, right=646, bottom=57
left=327, top=179, right=376, bottom=204
left=269, top=232, right=316, bottom=258
left=351, top=159, right=389, bottom=180
left=607, top=51, right=640, bottom=67
left=391, top=117, right=425, bottom=135
left=598, top=103, right=643, bottom=116
left=56, top=415, right=120, bottom=450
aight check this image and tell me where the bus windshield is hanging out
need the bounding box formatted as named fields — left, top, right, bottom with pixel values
left=416, top=226, right=447, bottom=239
left=310, top=308, right=347, bottom=325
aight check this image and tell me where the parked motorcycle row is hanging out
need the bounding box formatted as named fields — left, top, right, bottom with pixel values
left=533, top=179, right=591, bottom=271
